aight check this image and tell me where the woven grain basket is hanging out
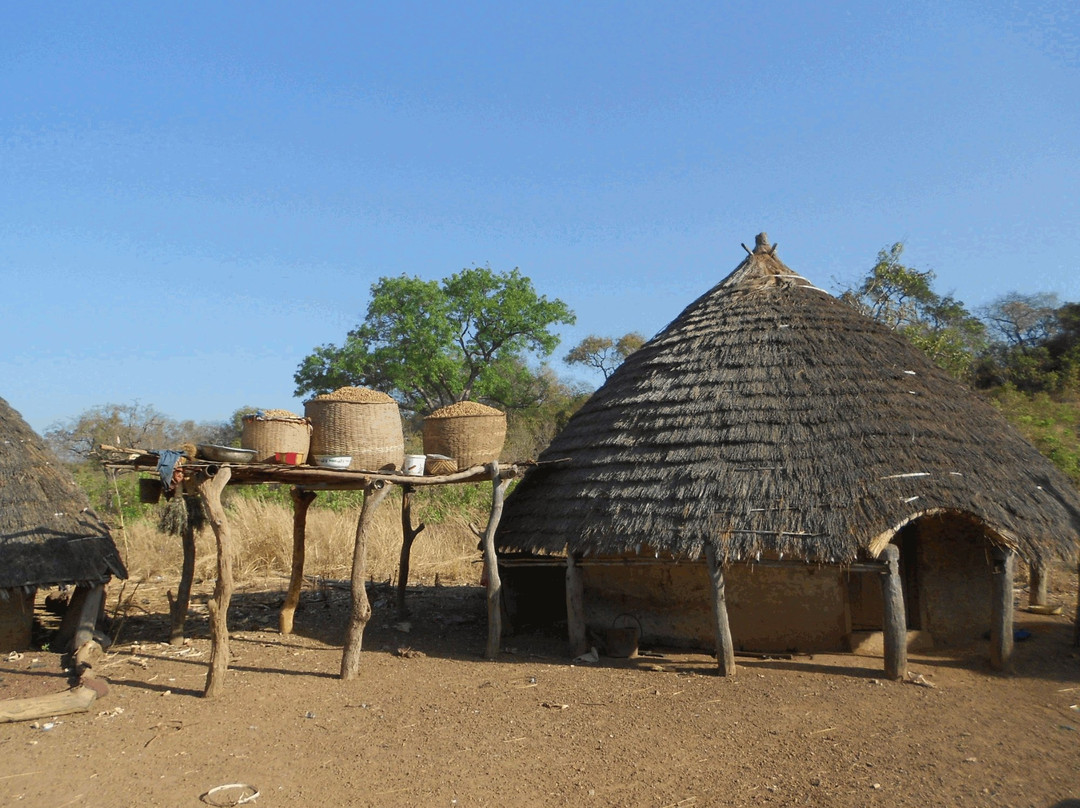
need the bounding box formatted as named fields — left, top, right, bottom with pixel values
left=241, top=415, right=312, bottom=463
left=306, top=397, right=404, bottom=472
left=422, top=403, right=506, bottom=471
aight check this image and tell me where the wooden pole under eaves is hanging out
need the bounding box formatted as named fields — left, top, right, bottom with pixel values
left=705, top=545, right=736, bottom=677
left=1028, top=560, right=1049, bottom=608
left=565, top=553, right=588, bottom=657
left=481, top=462, right=510, bottom=660
left=167, top=494, right=199, bottom=644
left=990, top=547, right=1016, bottom=671
left=879, top=544, right=907, bottom=681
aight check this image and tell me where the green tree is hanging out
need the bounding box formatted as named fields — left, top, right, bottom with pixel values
left=840, top=243, right=985, bottom=379
left=294, top=266, right=575, bottom=414
left=564, top=332, right=646, bottom=380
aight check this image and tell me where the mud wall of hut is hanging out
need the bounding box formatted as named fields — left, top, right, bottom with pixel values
left=579, top=563, right=850, bottom=653
left=0, top=588, right=35, bottom=652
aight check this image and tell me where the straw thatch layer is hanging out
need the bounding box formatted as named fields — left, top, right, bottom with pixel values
left=0, top=397, right=127, bottom=590
left=497, top=235, right=1080, bottom=566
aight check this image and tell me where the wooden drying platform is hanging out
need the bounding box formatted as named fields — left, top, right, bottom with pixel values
left=102, top=449, right=525, bottom=697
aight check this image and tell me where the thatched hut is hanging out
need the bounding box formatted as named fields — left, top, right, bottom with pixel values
left=495, top=234, right=1080, bottom=673
left=0, top=396, right=127, bottom=651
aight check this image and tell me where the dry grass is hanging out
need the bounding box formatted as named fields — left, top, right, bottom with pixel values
left=119, top=493, right=484, bottom=587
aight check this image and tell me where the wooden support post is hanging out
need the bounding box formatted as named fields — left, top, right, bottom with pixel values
left=880, top=544, right=908, bottom=681
left=71, top=583, right=105, bottom=651
left=340, top=481, right=393, bottom=680
left=280, top=487, right=317, bottom=635
left=482, top=462, right=510, bottom=660
left=705, top=544, right=736, bottom=677
left=1028, top=560, right=1049, bottom=608
left=990, top=547, right=1016, bottom=672
left=168, top=495, right=200, bottom=644
left=565, top=553, right=589, bottom=657
left=198, top=466, right=233, bottom=698
left=397, top=485, right=426, bottom=618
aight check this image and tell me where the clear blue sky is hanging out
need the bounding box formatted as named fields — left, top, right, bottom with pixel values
left=2, top=1, right=1078, bottom=434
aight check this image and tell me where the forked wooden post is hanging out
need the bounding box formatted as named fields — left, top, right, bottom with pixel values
left=705, top=544, right=736, bottom=677
left=990, top=547, right=1016, bottom=672
left=565, top=553, right=588, bottom=657
left=397, top=485, right=426, bottom=618
left=880, top=544, right=907, bottom=681
left=280, top=487, right=317, bottom=635
left=168, top=494, right=200, bottom=644
left=1028, top=560, right=1049, bottom=608
left=340, top=481, right=393, bottom=680
left=481, top=462, right=510, bottom=659
left=198, top=465, right=233, bottom=698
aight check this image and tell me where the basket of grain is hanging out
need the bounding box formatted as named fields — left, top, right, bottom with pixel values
left=241, top=409, right=312, bottom=464
left=422, top=401, right=506, bottom=471
left=305, top=387, right=404, bottom=472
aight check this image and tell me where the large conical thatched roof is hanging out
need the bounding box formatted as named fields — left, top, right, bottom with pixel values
left=497, top=234, right=1080, bottom=565
left=0, top=396, right=127, bottom=590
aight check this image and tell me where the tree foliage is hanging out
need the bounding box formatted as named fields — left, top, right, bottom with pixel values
left=294, top=266, right=575, bottom=414
left=564, top=332, right=646, bottom=380
left=840, top=243, right=985, bottom=379
left=44, top=401, right=239, bottom=462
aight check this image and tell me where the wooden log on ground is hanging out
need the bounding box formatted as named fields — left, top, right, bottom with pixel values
left=705, top=544, right=736, bottom=677
left=0, top=685, right=100, bottom=723
left=168, top=495, right=200, bottom=644
left=280, top=487, right=317, bottom=635
left=880, top=544, right=908, bottom=681
left=198, top=466, right=233, bottom=698
left=397, top=485, right=426, bottom=618
left=1028, top=560, right=1049, bottom=608
left=340, top=481, right=393, bottom=680
left=482, top=462, right=510, bottom=660
left=565, top=553, right=589, bottom=657
left=990, top=547, right=1016, bottom=672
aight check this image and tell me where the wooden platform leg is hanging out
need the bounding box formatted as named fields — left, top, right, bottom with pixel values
left=880, top=544, right=908, bottom=681
left=482, top=462, right=510, bottom=660
left=397, top=485, right=426, bottom=618
left=705, top=544, right=736, bottom=677
left=990, top=547, right=1016, bottom=672
left=281, top=487, right=317, bottom=635
left=566, top=553, right=589, bottom=657
left=341, top=481, right=392, bottom=680
left=198, top=466, right=233, bottom=698
left=168, top=495, right=199, bottom=645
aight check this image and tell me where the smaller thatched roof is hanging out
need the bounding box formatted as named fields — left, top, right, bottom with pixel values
left=497, top=234, right=1080, bottom=566
left=0, top=397, right=127, bottom=591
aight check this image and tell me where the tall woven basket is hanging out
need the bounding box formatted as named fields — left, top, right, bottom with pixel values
left=241, top=413, right=312, bottom=463
left=305, top=388, right=404, bottom=472
left=422, top=401, right=506, bottom=471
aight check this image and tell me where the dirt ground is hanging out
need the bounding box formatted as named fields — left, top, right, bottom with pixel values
left=2, top=576, right=1079, bottom=808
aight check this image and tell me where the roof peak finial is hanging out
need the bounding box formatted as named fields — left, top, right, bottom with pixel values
left=753, top=233, right=771, bottom=254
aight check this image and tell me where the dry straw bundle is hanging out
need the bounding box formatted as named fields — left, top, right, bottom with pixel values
left=241, top=409, right=312, bottom=463
left=422, top=401, right=506, bottom=471
left=305, top=387, right=404, bottom=471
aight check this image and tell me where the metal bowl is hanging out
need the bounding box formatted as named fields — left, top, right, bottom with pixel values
left=197, top=444, right=257, bottom=464
left=314, top=455, right=352, bottom=470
